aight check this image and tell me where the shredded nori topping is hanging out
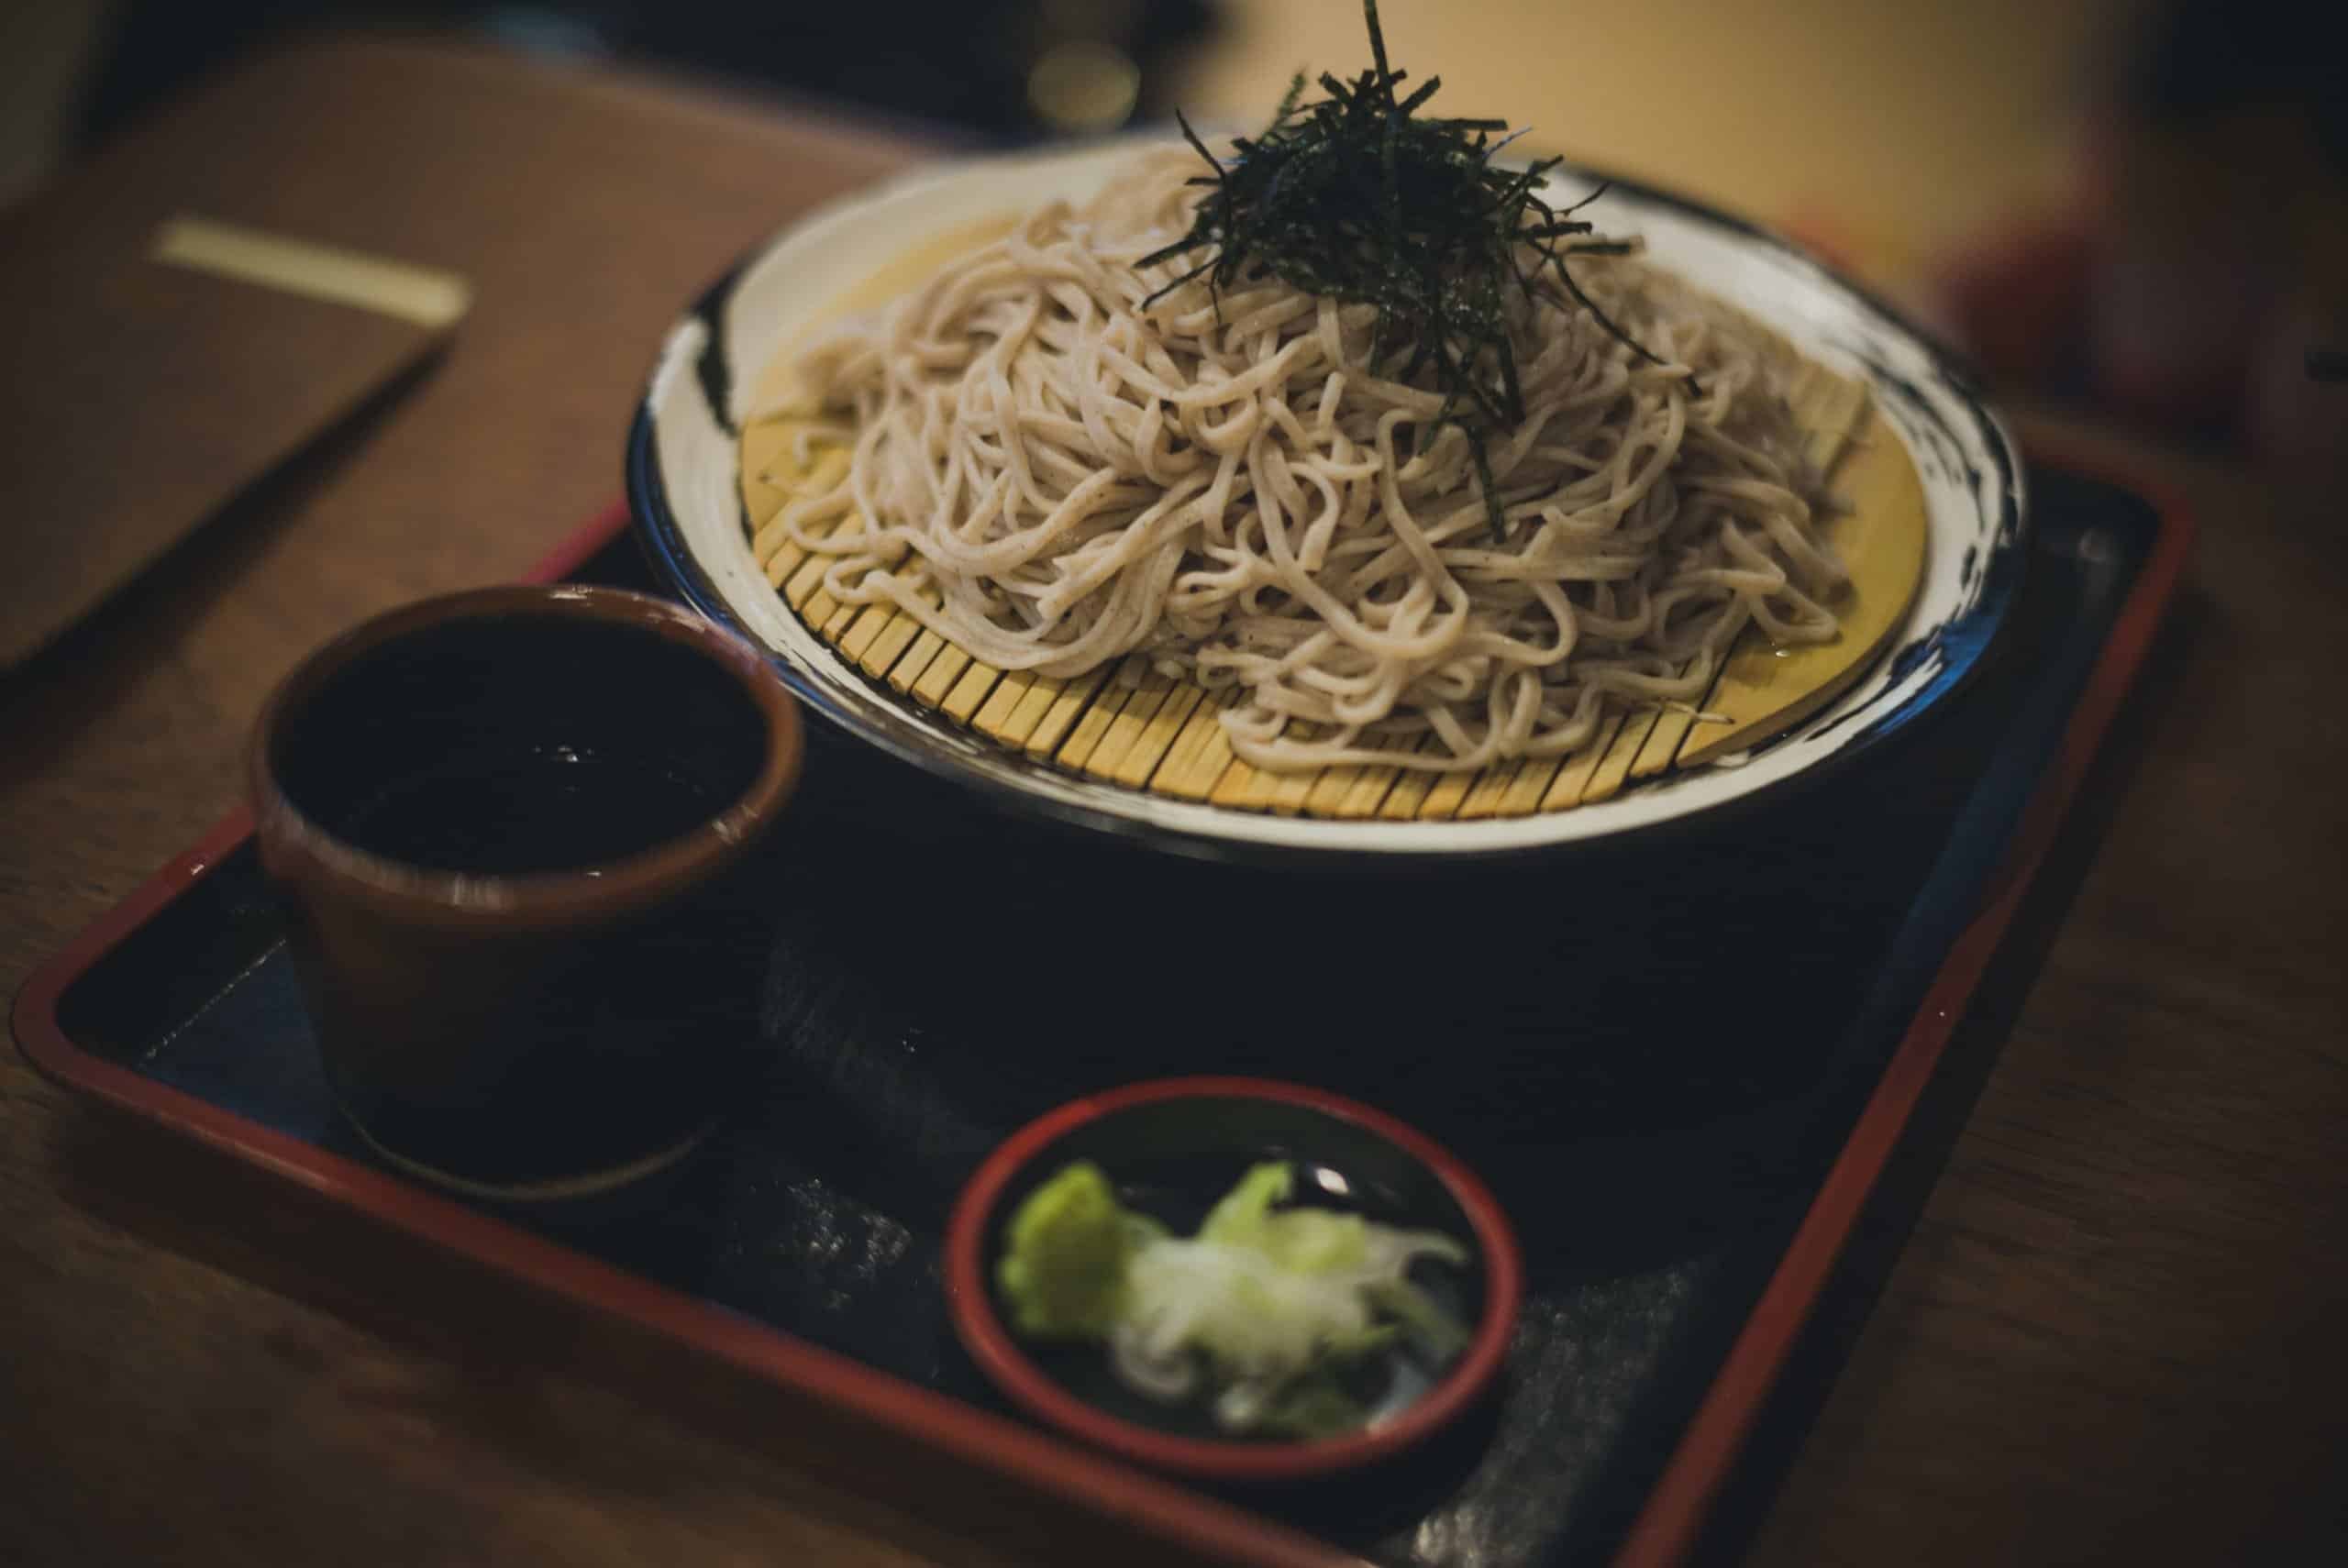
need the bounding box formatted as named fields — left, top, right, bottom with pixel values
left=1141, top=0, right=1684, bottom=540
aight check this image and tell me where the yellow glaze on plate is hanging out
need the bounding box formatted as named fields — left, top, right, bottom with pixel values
left=1675, top=410, right=1928, bottom=767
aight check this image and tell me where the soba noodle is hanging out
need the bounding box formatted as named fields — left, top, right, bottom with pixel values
left=765, top=149, right=1846, bottom=774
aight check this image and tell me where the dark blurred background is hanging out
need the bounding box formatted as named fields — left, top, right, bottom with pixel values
left=21, top=0, right=1220, bottom=159
left=5, top=0, right=2342, bottom=474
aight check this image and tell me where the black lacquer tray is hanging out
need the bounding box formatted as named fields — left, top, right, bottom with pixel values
left=16, top=454, right=2190, bottom=1567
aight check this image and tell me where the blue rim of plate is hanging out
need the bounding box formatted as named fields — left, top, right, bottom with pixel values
left=626, top=146, right=2026, bottom=868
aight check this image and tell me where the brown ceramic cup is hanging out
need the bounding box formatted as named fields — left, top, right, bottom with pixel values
left=250, top=585, right=803, bottom=1200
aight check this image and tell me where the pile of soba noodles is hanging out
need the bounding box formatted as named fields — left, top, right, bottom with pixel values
left=764, top=148, right=1846, bottom=775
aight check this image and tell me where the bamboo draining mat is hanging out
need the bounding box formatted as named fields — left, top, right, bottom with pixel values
left=740, top=359, right=1915, bottom=821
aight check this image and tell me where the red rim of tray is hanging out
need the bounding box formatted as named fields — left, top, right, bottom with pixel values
left=942, top=1075, right=1525, bottom=1482
left=12, top=436, right=2197, bottom=1566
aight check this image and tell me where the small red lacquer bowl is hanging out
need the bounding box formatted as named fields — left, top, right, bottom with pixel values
left=944, top=1076, right=1523, bottom=1483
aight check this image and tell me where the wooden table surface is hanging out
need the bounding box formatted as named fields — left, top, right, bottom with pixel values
left=4, top=37, right=2343, bottom=1568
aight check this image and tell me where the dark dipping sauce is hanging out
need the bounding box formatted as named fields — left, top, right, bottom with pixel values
left=260, top=604, right=783, bottom=1196
left=340, top=743, right=721, bottom=875
left=272, top=612, right=765, bottom=873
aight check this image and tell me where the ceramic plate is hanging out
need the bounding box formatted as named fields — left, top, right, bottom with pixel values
left=628, top=138, right=2024, bottom=863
